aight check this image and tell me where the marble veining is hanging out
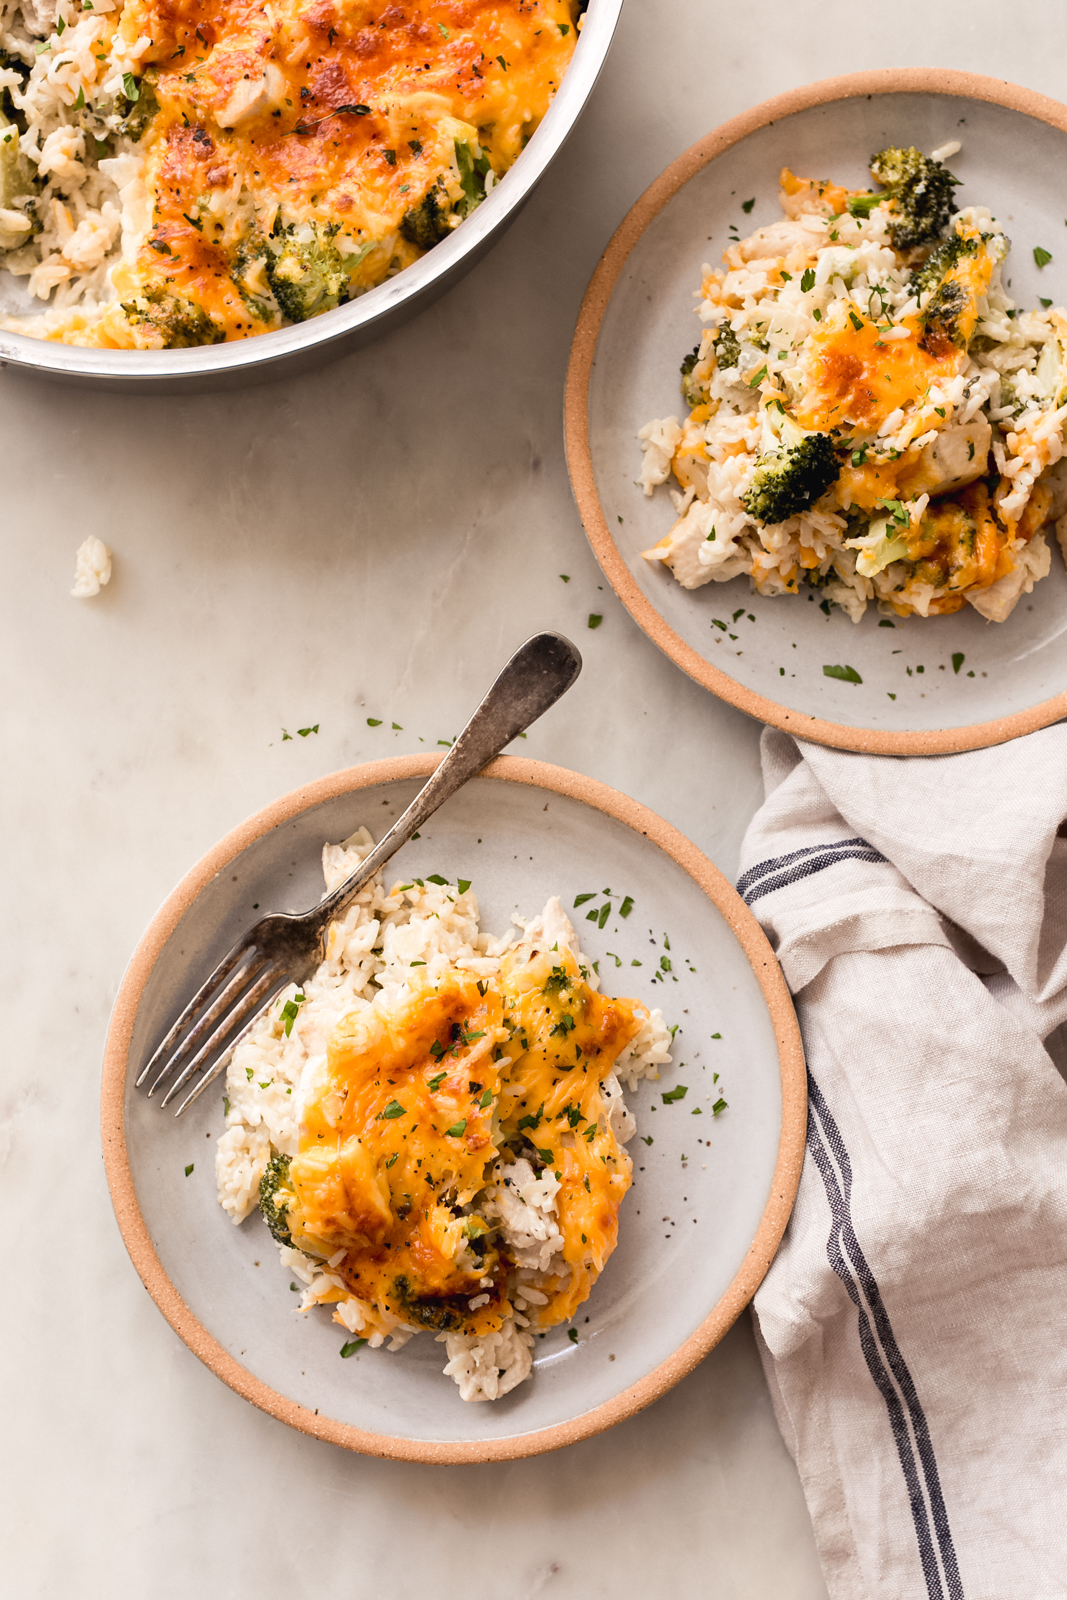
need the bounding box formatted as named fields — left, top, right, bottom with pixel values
left=7, top=0, right=1065, bottom=1592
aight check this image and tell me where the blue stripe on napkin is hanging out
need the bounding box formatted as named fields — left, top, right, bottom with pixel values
left=737, top=838, right=888, bottom=906
left=806, top=1069, right=964, bottom=1600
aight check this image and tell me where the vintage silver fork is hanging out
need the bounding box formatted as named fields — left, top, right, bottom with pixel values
left=137, top=630, right=582, bottom=1116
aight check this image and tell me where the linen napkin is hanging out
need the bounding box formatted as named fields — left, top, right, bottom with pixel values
left=739, top=724, right=1067, bottom=1600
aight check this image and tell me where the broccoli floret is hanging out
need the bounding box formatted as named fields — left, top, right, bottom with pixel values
left=259, top=1152, right=295, bottom=1248
left=390, top=1273, right=469, bottom=1332
left=399, top=141, right=489, bottom=253
left=117, top=76, right=160, bottom=143
left=741, top=416, right=839, bottom=526
left=715, top=324, right=741, bottom=369
left=910, top=231, right=996, bottom=355
left=266, top=226, right=348, bottom=322
left=909, top=231, right=978, bottom=298
left=122, top=288, right=225, bottom=347
left=868, top=146, right=960, bottom=250
left=919, top=276, right=972, bottom=354
left=400, top=180, right=452, bottom=250
left=453, top=138, right=490, bottom=218
left=0, top=112, right=34, bottom=235
left=679, top=344, right=707, bottom=407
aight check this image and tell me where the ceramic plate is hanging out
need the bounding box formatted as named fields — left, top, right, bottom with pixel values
left=103, top=755, right=804, bottom=1462
left=566, top=69, right=1067, bottom=755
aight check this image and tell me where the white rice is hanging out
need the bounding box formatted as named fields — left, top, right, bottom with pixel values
left=70, top=533, right=110, bottom=597
left=0, top=0, right=144, bottom=329
left=215, top=826, right=672, bottom=1403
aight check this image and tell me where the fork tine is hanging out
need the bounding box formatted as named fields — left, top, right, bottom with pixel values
left=171, top=980, right=290, bottom=1118
left=159, top=963, right=282, bottom=1110
left=144, top=946, right=269, bottom=1098
left=136, top=938, right=258, bottom=1089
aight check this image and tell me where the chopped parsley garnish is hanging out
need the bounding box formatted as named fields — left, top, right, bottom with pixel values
left=823, top=664, right=863, bottom=684
left=536, top=1146, right=553, bottom=1164
left=479, top=1089, right=493, bottom=1108
left=847, top=192, right=881, bottom=218
left=801, top=268, right=816, bottom=292
left=383, top=148, right=397, bottom=165
left=385, top=1152, right=398, bottom=1168
left=741, top=197, right=755, bottom=213
left=427, top=874, right=448, bottom=885
left=662, top=1084, right=688, bottom=1103
left=748, top=365, right=768, bottom=388
left=445, top=1119, right=466, bottom=1138
left=712, top=1098, right=728, bottom=1116
left=574, top=893, right=596, bottom=906
left=1035, top=246, right=1053, bottom=268
left=641, top=1135, right=653, bottom=1146
left=122, top=72, right=140, bottom=100
left=588, top=613, right=603, bottom=629
left=279, top=992, right=306, bottom=1037
left=619, top=895, right=634, bottom=918
left=458, top=879, right=471, bottom=894
left=848, top=310, right=864, bottom=332
left=428, top=1070, right=447, bottom=1091
left=367, top=717, right=382, bottom=726
left=340, top=1339, right=367, bottom=1357
left=297, top=725, right=318, bottom=737
left=568, top=1329, right=579, bottom=1343
left=409, top=139, right=422, bottom=153
left=597, top=902, right=610, bottom=929
left=184, top=1163, right=194, bottom=1176
left=381, top=1100, right=406, bottom=1119
left=430, top=1039, right=445, bottom=1060
left=952, top=652, right=965, bottom=674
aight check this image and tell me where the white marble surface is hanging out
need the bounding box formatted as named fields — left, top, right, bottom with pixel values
left=5, top=1, right=1066, bottom=1591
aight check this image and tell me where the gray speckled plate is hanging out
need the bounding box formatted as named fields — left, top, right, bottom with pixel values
left=567, top=69, right=1067, bottom=754
left=102, top=756, right=804, bottom=1462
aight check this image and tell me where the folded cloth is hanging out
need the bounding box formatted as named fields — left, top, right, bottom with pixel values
left=740, top=725, right=1067, bottom=1600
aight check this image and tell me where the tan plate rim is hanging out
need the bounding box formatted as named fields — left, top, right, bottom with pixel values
left=101, top=753, right=806, bottom=1463
left=565, top=66, right=1067, bottom=756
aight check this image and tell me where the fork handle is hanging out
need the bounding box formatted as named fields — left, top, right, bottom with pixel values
left=317, top=630, right=582, bottom=923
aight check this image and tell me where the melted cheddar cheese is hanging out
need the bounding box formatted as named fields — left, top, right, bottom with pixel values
left=796, top=221, right=994, bottom=439
left=285, top=937, right=642, bottom=1340
left=63, top=0, right=578, bottom=346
